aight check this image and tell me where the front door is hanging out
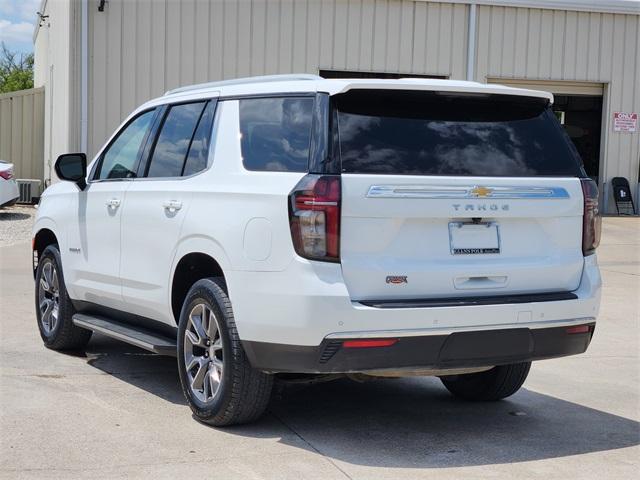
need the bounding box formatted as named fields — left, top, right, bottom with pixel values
left=64, top=108, right=157, bottom=310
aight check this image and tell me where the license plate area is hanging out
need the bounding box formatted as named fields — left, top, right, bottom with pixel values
left=448, top=222, right=500, bottom=255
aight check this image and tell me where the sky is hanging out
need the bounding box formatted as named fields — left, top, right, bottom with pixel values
left=0, top=0, right=40, bottom=55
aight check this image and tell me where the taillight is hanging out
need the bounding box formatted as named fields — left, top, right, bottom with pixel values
left=288, top=174, right=341, bottom=262
left=0, top=168, right=13, bottom=180
left=581, top=178, right=601, bottom=256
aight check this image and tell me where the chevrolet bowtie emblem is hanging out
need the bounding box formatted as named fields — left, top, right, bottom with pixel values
left=470, top=186, right=493, bottom=198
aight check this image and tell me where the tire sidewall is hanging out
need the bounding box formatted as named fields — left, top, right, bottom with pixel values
left=35, top=245, right=68, bottom=345
left=177, top=279, right=234, bottom=419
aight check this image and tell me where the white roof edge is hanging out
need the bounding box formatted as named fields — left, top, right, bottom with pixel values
left=164, top=74, right=323, bottom=96
left=419, top=0, right=640, bottom=15
left=324, top=79, right=554, bottom=103
left=150, top=77, right=555, bottom=105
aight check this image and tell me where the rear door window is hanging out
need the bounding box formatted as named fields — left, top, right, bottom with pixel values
left=146, top=101, right=207, bottom=178
left=239, top=97, right=313, bottom=172
left=334, top=90, right=584, bottom=177
left=182, top=101, right=216, bottom=176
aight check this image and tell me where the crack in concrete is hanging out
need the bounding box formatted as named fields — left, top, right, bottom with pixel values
left=270, top=411, right=354, bottom=480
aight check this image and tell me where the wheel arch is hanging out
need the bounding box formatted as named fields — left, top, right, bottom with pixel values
left=170, top=238, right=232, bottom=325
left=33, top=227, right=59, bottom=277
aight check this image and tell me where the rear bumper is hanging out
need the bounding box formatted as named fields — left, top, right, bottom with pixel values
left=0, top=195, right=18, bottom=208
left=0, top=180, right=19, bottom=207
left=229, top=254, right=602, bottom=348
left=243, top=323, right=595, bottom=373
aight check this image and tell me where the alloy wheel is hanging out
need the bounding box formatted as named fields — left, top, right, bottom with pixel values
left=38, top=260, right=60, bottom=335
left=183, top=303, right=224, bottom=403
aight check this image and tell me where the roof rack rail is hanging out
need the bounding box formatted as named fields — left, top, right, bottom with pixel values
left=164, top=74, right=323, bottom=96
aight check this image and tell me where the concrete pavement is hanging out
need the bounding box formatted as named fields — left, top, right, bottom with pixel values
left=1, top=218, right=638, bottom=479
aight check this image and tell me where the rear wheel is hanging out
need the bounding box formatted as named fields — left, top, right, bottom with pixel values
left=440, top=362, right=531, bottom=401
left=35, top=245, right=92, bottom=350
left=177, top=278, right=273, bottom=426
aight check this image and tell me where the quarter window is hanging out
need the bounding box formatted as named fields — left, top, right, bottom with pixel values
left=96, top=109, right=155, bottom=180
left=239, top=97, right=313, bottom=172
left=146, top=101, right=207, bottom=178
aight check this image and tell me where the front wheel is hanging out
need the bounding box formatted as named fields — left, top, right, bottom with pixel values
left=35, top=245, right=92, bottom=350
left=440, top=362, right=531, bottom=401
left=177, top=278, right=273, bottom=426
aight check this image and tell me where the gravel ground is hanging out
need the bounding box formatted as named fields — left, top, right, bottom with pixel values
left=0, top=204, right=36, bottom=247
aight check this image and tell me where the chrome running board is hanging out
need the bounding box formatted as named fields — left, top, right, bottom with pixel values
left=73, top=313, right=177, bottom=356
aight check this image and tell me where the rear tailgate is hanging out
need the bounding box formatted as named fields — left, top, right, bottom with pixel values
left=332, top=89, right=587, bottom=302
left=340, top=175, right=584, bottom=301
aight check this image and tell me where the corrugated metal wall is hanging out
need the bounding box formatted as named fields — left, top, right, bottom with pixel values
left=33, top=0, right=78, bottom=184
left=82, top=0, right=639, bottom=212
left=0, top=88, right=45, bottom=181
left=476, top=5, right=640, bottom=191
left=87, top=0, right=468, bottom=157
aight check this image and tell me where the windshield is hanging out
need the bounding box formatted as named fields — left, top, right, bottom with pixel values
left=333, top=90, right=585, bottom=177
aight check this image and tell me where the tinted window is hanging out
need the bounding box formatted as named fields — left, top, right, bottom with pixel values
left=146, top=102, right=206, bottom=178
left=183, top=101, right=216, bottom=176
left=335, top=90, right=584, bottom=177
left=97, top=109, right=155, bottom=180
left=239, top=97, right=313, bottom=172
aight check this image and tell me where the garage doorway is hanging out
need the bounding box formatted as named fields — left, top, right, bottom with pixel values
left=487, top=79, right=604, bottom=183
left=552, top=95, right=603, bottom=183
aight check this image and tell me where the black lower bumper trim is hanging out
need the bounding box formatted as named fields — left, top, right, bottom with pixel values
left=358, top=291, right=578, bottom=309
left=242, top=324, right=595, bottom=374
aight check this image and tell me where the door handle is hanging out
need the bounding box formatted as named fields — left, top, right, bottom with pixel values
left=105, top=198, right=121, bottom=209
left=163, top=200, right=182, bottom=213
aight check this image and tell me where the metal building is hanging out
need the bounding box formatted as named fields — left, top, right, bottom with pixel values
left=33, top=0, right=640, bottom=213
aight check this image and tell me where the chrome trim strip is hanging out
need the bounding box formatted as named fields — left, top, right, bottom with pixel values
left=366, top=185, right=570, bottom=199
left=325, top=317, right=596, bottom=339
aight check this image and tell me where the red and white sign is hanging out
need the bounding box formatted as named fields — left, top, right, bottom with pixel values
left=613, top=112, right=637, bottom=133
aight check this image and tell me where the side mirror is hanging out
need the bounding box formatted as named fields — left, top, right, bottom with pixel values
left=55, top=153, right=87, bottom=190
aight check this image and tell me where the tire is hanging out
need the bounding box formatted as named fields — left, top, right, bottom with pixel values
left=440, top=362, right=531, bottom=401
left=177, top=277, right=273, bottom=426
left=35, top=244, right=92, bottom=350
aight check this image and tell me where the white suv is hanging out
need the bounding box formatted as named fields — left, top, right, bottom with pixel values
left=33, top=75, right=602, bottom=426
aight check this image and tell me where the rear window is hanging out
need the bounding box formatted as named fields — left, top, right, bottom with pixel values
left=334, top=90, right=584, bottom=177
left=183, top=101, right=216, bottom=176
left=146, top=101, right=207, bottom=178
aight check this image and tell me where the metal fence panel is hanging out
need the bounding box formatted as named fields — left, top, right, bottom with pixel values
left=0, top=87, right=45, bottom=183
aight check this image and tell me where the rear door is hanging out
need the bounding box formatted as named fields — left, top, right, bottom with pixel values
left=334, top=89, right=586, bottom=302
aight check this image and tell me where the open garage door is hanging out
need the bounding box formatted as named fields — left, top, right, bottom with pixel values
left=487, top=79, right=604, bottom=183
left=486, top=79, right=603, bottom=96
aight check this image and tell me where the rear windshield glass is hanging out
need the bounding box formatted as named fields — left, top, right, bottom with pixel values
left=334, top=90, right=584, bottom=177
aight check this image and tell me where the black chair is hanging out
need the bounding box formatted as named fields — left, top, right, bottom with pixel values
left=611, top=177, right=636, bottom=215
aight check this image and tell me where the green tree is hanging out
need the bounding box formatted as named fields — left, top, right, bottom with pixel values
left=0, top=42, right=34, bottom=94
